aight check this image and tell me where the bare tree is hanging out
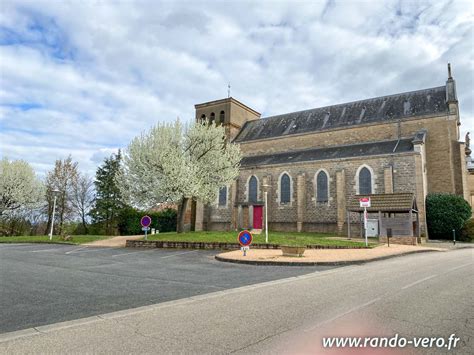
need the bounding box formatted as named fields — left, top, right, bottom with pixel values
left=70, top=173, right=94, bottom=234
left=44, top=156, right=79, bottom=235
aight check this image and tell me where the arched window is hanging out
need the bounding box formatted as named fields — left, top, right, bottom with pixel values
left=200, top=114, right=206, bottom=122
left=359, top=167, right=372, bottom=195
left=280, top=173, right=291, bottom=204
left=248, top=176, right=258, bottom=203
left=219, top=111, right=225, bottom=125
left=218, top=186, right=227, bottom=206
left=316, top=170, right=329, bottom=203
left=210, top=112, right=215, bottom=124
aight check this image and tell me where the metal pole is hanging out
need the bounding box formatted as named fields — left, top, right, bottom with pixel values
left=49, top=195, right=57, bottom=240
left=264, top=191, right=268, bottom=244
left=145, top=228, right=148, bottom=241
left=364, top=206, right=368, bottom=247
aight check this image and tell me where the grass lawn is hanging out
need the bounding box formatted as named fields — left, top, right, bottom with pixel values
left=146, top=231, right=377, bottom=248
left=0, top=235, right=109, bottom=245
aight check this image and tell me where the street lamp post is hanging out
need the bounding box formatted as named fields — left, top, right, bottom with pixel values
left=49, top=189, right=60, bottom=240
left=262, top=184, right=270, bottom=244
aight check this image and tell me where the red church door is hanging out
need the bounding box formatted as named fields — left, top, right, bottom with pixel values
left=253, top=205, right=263, bottom=229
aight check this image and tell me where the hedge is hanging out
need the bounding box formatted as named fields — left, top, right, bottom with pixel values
left=117, top=207, right=177, bottom=235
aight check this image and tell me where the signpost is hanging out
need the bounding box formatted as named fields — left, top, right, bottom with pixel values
left=141, top=215, right=152, bottom=241
left=238, top=230, right=253, bottom=256
left=359, top=197, right=371, bottom=247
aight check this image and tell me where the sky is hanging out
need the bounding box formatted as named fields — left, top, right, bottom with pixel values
left=0, top=0, right=473, bottom=177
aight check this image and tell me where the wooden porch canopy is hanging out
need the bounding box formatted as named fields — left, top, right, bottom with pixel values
left=347, top=193, right=417, bottom=213
left=347, top=193, right=419, bottom=238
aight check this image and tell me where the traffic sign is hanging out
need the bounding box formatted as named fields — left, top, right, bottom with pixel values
left=142, top=227, right=150, bottom=231
left=359, top=197, right=371, bottom=208
left=359, top=198, right=370, bottom=247
left=141, top=215, right=152, bottom=228
left=238, top=230, right=253, bottom=247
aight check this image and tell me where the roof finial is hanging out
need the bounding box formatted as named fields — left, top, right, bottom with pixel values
left=227, top=83, right=231, bottom=98
left=448, top=63, right=452, bottom=79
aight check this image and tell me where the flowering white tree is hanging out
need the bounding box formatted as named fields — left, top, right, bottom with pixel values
left=0, top=158, right=44, bottom=217
left=118, top=119, right=242, bottom=232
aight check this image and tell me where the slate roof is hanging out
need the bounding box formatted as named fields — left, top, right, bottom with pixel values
left=240, top=138, right=414, bottom=167
left=347, top=193, right=416, bottom=212
left=234, top=86, right=448, bottom=143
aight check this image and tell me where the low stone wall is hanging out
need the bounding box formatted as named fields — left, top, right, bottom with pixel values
left=125, top=240, right=370, bottom=250
left=379, top=236, right=417, bottom=246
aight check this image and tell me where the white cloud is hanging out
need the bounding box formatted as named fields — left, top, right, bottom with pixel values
left=0, top=0, right=473, bottom=177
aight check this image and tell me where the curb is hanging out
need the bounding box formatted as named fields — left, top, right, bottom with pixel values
left=214, top=249, right=442, bottom=266
left=125, top=240, right=370, bottom=250
left=0, top=241, right=76, bottom=245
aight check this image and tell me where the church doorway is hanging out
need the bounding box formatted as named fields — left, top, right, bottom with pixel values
left=253, top=205, right=263, bottom=229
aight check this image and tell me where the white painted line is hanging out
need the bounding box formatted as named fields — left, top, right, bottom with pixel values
left=159, top=250, right=198, bottom=259
left=64, top=247, right=108, bottom=254
left=31, top=248, right=72, bottom=253
left=0, top=244, right=43, bottom=248
left=446, top=262, right=473, bottom=273
left=304, top=297, right=381, bottom=331
left=401, top=274, right=438, bottom=290
left=64, top=247, right=88, bottom=255
left=111, top=249, right=155, bottom=258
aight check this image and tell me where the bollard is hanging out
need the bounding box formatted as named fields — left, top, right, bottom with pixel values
left=453, top=229, right=456, bottom=245
left=387, top=228, right=392, bottom=247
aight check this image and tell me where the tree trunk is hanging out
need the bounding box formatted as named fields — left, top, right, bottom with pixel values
left=177, top=197, right=189, bottom=234
left=81, top=214, right=88, bottom=234
left=45, top=201, right=53, bottom=235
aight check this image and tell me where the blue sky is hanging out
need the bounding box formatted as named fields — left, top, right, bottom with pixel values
left=0, top=0, right=473, bottom=176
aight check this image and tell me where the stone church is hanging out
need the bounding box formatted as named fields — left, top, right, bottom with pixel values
left=185, top=65, right=472, bottom=242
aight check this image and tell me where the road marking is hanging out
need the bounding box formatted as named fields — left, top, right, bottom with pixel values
left=0, top=244, right=42, bottom=248
left=304, top=297, right=381, bottom=331
left=64, top=247, right=110, bottom=255
left=446, top=262, right=473, bottom=273
left=111, top=250, right=156, bottom=258
left=159, top=250, right=198, bottom=259
left=65, top=247, right=88, bottom=254
left=401, top=274, right=438, bottom=290
left=31, top=248, right=71, bottom=253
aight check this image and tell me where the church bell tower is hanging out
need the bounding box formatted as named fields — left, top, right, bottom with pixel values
left=194, top=97, right=260, bottom=141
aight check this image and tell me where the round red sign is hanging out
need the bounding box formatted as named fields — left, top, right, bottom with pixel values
left=238, top=230, right=253, bottom=247
left=140, top=215, right=152, bottom=228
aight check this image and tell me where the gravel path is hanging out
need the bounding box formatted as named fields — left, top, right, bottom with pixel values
left=83, top=235, right=143, bottom=247
left=216, top=244, right=445, bottom=264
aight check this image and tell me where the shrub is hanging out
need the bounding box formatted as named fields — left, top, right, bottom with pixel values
left=426, top=194, right=471, bottom=239
left=117, top=207, right=177, bottom=235
left=460, top=219, right=474, bottom=242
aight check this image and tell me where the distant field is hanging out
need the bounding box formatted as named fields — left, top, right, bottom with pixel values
left=0, top=235, right=108, bottom=244
left=146, top=231, right=376, bottom=248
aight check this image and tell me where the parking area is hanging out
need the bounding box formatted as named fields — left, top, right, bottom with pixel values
left=0, top=244, right=336, bottom=333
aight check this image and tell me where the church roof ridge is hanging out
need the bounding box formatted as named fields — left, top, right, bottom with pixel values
left=240, top=137, right=415, bottom=167
left=262, top=85, right=446, bottom=121
left=234, top=85, right=448, bottom=143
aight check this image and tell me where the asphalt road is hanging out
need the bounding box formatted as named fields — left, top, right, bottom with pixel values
left=0, top=243, right=333, bottom=333
left=0, top=247, right=472, bottom=354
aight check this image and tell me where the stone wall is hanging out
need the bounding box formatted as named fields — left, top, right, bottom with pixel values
left=238, top=113, right=461, bottom=195
left=205, top=152, right=423, bottom=234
